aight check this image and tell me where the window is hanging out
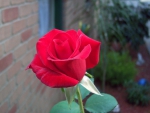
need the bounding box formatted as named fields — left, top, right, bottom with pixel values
left=38, top=0, right=55, bottom=37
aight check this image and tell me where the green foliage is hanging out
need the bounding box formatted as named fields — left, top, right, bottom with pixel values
left=50, top=101, right=80, bottom=113
left=79, top=21, right=90, bottom=35
left=94, top=0, right=149, bottom=50
left=50, top=78, right=118, bottom=113
left=64, top=86, right=78, bottom=105
left=75, top=78, right=94, bottom=100
left=124, top=81, right=150, bottom=106
left=140, top=3, right=150, bottom=19
left=85, top=93, right=118, bottom=113
left=94, top=51, right=137, bottom=86
left=50, top=93, right=118, bottom=113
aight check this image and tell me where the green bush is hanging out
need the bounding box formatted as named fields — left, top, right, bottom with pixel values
left=124, top=81, right=150, bottom=106
left=93, top=51, right=137, bottom=86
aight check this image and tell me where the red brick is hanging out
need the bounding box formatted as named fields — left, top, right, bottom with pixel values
left=0, top=0, right=10, bottom=8
left=41, top=86, right=46, bottom=94
left=21, top=29, right=32, bottom=42
left=26, top=0, right=34, bottom=2
left=27, top=14, right=38, bottom=27
left=23, top=72, right=34, bottom=87
left=0, top=102, right=8, bottom=113
left=0, top=53, right=13, bottom=72
left=12, top=19, right=26, bottom=34
left=8, top=104, right=17, bottom=113
left=9, top=84, right=23, bottom=106
left=0, top=72, right=7, bottom=90
left=32, top=24, right=38, bottom=35
left=31, top=2, right=38, bottom=13
left=7, top=61, right=21, bottom=81
left=21, top=51, right=33, bottom=67
left=26, top=109, right=32, bottom=113
left=24, top=96, right=33, bottom=111
left=36, top=82, right=43, bottom=93
left=0, top=44, right=4, bottom=58
left=44, top=88, right=53, bottom=97
left=11, top=0, right=25, bottom=5
left=31, top=47, right=37, bottom=55
left=13, top=43, right=27, bottom=60
left=16, top=70, right=26, bottom=85
left=27, top=36, right=38, bottom=50
left=0, top=79, right=16, bottom=103
left=4, top=35, right=20, bottom=53
left=30, top=78, right=40, bottom=93
left=45, top=106, right=51, bottom=113
left=44, top=88, right=57, bottom=100
left=17, top=106, right=25, bottom=113
left=33, top=96, right=41, bottom=109
left=2, top=7, right=19, bottom=23
left=18, top=90, right=30, bottom=107
left=23, top=97, right=30, bottom=110
left=0, top=25, right=12, bottom=41
left=19, top=4, right=32, bottom=17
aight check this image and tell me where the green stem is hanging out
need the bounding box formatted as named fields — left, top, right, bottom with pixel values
left=77, top=87, right=85, bottom=113
left=86, top=72, right=93, bottom=78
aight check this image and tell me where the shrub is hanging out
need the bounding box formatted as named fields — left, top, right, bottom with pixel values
left=93, top=51, right=137, bottom=86
left=124, top=80, right=150, bottom=106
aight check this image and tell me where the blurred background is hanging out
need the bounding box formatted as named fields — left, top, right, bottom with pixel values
left=0, top=0, right=150, bottom=113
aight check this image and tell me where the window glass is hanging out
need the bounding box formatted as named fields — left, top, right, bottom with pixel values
left=38, top=0, right=54, bottom=37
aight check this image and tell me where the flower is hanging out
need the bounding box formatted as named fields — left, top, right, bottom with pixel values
left=27, top=29, right=101, bottom=88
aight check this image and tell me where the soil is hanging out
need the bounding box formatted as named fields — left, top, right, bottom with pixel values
left=96, top=45, right=150, bottom=113
left=105, top=85, right=150, bottom=113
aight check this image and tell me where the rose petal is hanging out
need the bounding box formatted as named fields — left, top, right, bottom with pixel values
left=37, top=41, right=59, bottom=72
left=54, top=32, right=76, bottom=51
left=78, top=30, right=101, bottom=69
left=28, top=29, right=101, bottom=88
left=48, top=44, right=91, bottom=61
left=69, top=37, right=81, bottom=58
left=66, top=30, right=83, bottom=58
left=41, top=29, right=63, bottom=45
left=66, top=30, right=79, bottom=42
left=73, top=44, right=91, bottom=59
left=36, top=29, right=63, bottom=65
left=41, top=73, right=78, bottom=88
left=47, top=32, right=77, bottom=60
left=53, top=39, right=72, bottom=59
left=47, top=42, right=58, bottom=59
left=28, top=54, right=79, bottom=88
left=53, top=59, right=86, bottom=82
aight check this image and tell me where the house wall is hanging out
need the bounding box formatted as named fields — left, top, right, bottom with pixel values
left=0, top=0, right=64, bottom=113
left=63, top=0, right=96, bottom=38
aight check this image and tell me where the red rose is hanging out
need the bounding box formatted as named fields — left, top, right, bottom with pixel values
left=27, top=29, right=101, bottom=88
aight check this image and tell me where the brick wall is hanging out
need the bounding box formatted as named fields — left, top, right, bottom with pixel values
left=0, top=0, right=64, bottom=113
left=63, top=0, right=95, bottom=38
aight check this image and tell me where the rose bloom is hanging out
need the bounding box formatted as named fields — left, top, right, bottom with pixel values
left=27, top=29, right=101, bottom=88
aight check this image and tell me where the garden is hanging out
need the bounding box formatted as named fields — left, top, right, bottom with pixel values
left=88, top=0, right=150, bottom=112
left=27, top=0, right=150, bottom=113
